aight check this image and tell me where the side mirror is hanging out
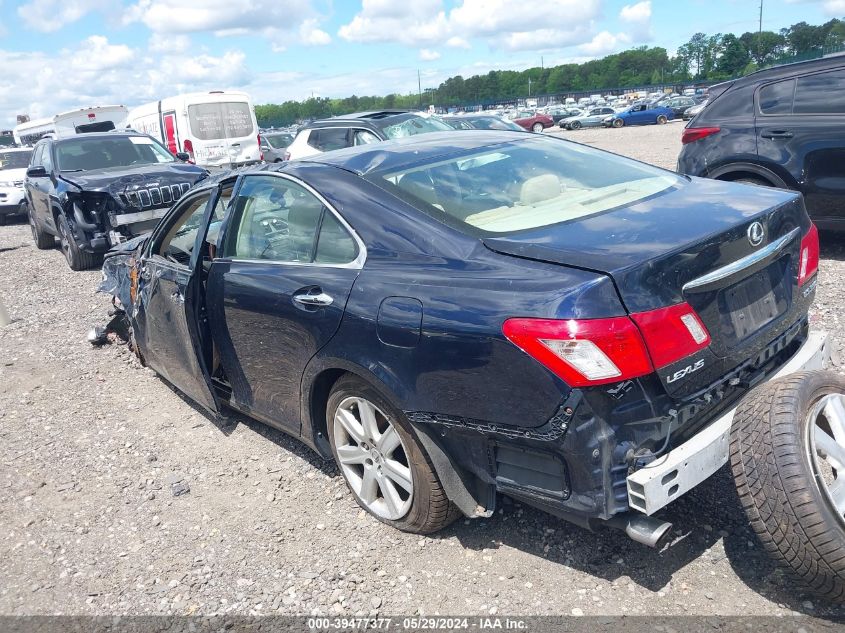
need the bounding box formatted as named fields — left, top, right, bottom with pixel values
left=26, top=166, right=47, bottom=178
left=260, top=145, right=271, bottom=152
left=175, top=152, right=190, bottom=162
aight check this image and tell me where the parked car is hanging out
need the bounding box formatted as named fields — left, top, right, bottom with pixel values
left=511, top=111, right=554, bottom=132
left=683, top=99, right=708, bottom=121
left=0, top=147, right=33, bottom=224
left=261, top=131, right=295, bottom=162
left=25, top=131, right=207, bottom=270
left=286, top=111, right=453, bottom=160
left=13, top=105, right=128, bottom=146
left=662, top=96, right=698, bottom=117
left=678, top=56, right=845, bottom=230
left=441, top=115, right=526, bottom=132
left=94, top=130, right=845, bottom=599
left=560, top=107, right=615, bottom=130
left=603, top=103, right=675, bottom=127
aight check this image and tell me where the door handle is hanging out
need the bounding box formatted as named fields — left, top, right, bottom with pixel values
left=170, top=291, right=184, bottom=304
left=293, top=290, right=333, bottom=307
left=761, top=130, right=793, bottom=139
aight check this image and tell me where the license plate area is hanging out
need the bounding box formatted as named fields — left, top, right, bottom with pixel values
left=719, top=257, right=790, bottom=347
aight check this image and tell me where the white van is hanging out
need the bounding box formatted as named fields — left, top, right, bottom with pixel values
left=126, top=91, right=260, bottom=169
left=13, top=105, right=128, bottom=146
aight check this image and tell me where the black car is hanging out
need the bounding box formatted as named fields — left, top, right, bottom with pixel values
left=662, top=96, right=697, bottom=117
left=677, top=56, right=845, bottom=229
left=94, top=131, right=845, bottom=599
left=441, top=115, right=526, bottom=131
left=25, top=131, right=207, bottom=270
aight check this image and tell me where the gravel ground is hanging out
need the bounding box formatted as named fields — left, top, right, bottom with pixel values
left=2, top=123, right=845, bottom=619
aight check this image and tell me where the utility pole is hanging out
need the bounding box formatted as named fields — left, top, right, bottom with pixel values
left=758, top=0, right=764, bottom=61
left=417, top=69, right=423, bottom=109
left=528, top=77, right=532, bottom=98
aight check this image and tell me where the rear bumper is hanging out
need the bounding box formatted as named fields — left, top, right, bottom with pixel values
left=627, top=330, right=831, bottom=515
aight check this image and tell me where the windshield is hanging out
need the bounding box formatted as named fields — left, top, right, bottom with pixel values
left=55, top=136, right=175, bottom=171
left=379, top=115, right=453, bottom=139
left=265, top=133, right=293, bottom=149
left=0, top=150, right=32, bottom=170
left=466, top=117, right=524, bottom=131
left=373, top=136, right=680, bottom=234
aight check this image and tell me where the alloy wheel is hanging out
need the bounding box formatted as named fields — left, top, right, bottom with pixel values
left=58, top=221, right=72, bottom=263
left=333, top=396, right=414, bottom=520
left=808, top=393, right=845, bottom=526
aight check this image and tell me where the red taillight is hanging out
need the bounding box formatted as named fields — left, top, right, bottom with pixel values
left=182, top=139, right=195, bottom=164
left=630, top=303, right=711, bottom=369
left=502, top=317, right=653, bottom=387
left=503, top=303, right=712, bottom=386
left=681, top=126, right=720, bottom=144
left=798, top=223, right=819, bottom=286
left=258, top=134, right=263, bottom=161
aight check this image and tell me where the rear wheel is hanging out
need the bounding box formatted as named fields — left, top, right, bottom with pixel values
left=656, top=114, right=668, bottom=124
left=57, top=214, right=99, bottom=271
left=731, top=371, right=845, bottom=602
left=531, top=122, right=544, bottom=133
left=29, top=205, right=54, bottom=250
left=734, top=177, right=771, bottom=187
left=570, top=120, right=581, bottom=130
left=612, top=118, right=624, bottom=128
left=327, top=375, right=460, bottom=534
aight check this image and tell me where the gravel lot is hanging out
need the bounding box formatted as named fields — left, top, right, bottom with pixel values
left=2, top=122, right=845, bottom=619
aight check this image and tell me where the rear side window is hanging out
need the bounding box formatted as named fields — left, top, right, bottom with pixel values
left=794, top=70, right=845, bottom=114
left=187, top=102, right=255, bottom=140
left=759, top=79, right=795, bottom=115
left=307, top=128, right=349, bottom=152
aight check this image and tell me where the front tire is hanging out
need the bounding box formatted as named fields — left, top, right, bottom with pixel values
left=731, top=371, right=845, bottom=602
left=29, top=205, right=54, bottom=250
left=570, top=120, right=581, bottom=130
left=327, top=375, right=460, bottom=534
left=57, top=214, right=99, bottom=271
left=656, top=114, right=668, bottom=124
left=612, top=118, right=624, bottom=128
left=531, top=122, right=544, bottom=133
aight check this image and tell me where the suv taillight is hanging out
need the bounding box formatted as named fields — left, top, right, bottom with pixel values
left=503, top=303, right=711, bottom=386
left=182, top=139, right=195, bottom=163
left=681, top=126, right=720, bottom=144
left=798, top=223, right=819, bottom=286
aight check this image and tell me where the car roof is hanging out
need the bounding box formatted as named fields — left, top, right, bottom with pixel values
left=298, top=130, right=532, bottom=175
left=734, top=54, right=845, bottom=86
left=305, top=110, right=413, bottom=127
left=50, top=131, right=151, bottom=143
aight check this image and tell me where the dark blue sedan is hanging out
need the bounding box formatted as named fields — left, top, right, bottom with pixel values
left=98, top=130, right=820, bottom=544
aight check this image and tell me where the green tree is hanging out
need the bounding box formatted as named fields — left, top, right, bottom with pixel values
left=717, top=34, right=750, bottom=77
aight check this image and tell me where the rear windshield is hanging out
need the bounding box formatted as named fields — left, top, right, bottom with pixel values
left=0, top=150, right=32, bottom=169
left=188, top=101, right=255, bottom=140
left=377, top=115, right=452, bottom=139
left=265, top=133, right=293, bottom=149
left=373, top=136, right=680, bottom=234
left=55, top=136, right=175, bottom=171
left=466, top=117, right=524, bottom=131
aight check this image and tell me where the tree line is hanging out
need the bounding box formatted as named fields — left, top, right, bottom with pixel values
left=255, top=18, right=845, bottom=128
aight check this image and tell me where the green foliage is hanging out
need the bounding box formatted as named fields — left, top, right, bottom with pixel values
left=254, top=17, right=845, bottom=128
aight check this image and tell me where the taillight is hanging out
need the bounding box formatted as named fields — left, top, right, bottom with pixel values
left=258, top=134, right=263, bottom=161
left=503, top=303, right=711, bottom=386
left=630, top=303, right=710, bottom=369
left=182, top=139, right=195, bottom=164
left=502, top=317, right=653, bottom=387
left=283, top=151, right=291, bottom=161
left=681, top=126, right=720, bottom=144
left=798, top=223, right=819, bottom=286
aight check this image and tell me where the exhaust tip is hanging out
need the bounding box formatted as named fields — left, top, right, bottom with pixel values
left=606, top=514, right=673, bottom=549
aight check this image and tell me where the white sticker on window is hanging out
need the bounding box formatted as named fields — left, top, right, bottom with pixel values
left=129, top=136, right=155, bottom=145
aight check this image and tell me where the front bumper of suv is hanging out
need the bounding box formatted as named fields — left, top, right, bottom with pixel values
left=627, top=329, right=831, bottom=515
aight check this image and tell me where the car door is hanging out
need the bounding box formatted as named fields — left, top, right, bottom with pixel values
left=206, top=173, right=363, bottom=432
left=756, top=69, right=845, bottom=224
left=26, top=143, right=53, bottom=230
left=134, top=188, right=221, bottom=414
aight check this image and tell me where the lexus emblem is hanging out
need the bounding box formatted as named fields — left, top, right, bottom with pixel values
left=747, top=221, right=765, bottom=246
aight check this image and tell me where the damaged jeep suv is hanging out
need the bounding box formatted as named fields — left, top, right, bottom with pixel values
left=25, top=131, right=207, bottom=270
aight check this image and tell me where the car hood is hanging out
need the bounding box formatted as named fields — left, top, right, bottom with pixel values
left=482, top=176, right=806, bottom=313
left=0, top=167, right=27, bottom=182
left=60, top=163, right=207, bottom=194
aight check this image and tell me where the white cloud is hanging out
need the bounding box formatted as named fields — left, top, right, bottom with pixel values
left=618, top=0, right=652, bottom=42
left=70, top=35, right=136, bottom=71
left=300, top=18, right=331, bottom=45
left=17, top=0, right=109, bottom=33
left=338, top=0, right=602, bottom=52
left=786, top=0, right=845, bottom=17
left=419, top=48, right=441, bottom=61
left=579, top=31, right=627, bottom=56
left=147, top=34, right=191, bottom=54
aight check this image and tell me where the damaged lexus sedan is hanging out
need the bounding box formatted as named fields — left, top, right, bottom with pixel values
left=25, top=131, right=207, bottom=270
left=97, top=131, right=844, bottom=599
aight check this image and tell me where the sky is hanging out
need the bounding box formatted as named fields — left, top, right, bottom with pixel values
left=0, top=0, right=842, bottom=128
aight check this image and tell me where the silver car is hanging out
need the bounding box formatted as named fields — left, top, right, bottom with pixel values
left=560, top=107, right=616, bottom=130
left=260, top=131, right=295, bottom=163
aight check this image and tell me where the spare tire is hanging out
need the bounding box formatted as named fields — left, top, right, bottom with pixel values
left=731, top=371, right=845, bottom=602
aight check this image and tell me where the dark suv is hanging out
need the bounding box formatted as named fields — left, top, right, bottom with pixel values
left=677, top=56, right=845, bottom=229
left=25, top=131, right=207, bottom=270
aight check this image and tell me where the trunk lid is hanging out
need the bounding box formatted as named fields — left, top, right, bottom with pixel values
left=484, top=177, right=811, bottom=393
